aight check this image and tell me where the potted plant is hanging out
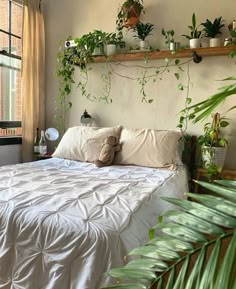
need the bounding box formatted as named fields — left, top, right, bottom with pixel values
left=133, top=22, right=154, bottom=50
left=162, top=28, right=180, bottom=51
left=198, top=112, right=229, bottom=178
left=116, top=0, right=144, bottom=32
left=182, top=13, right=202, bottom=48
left=104, top=32, right=126, bottom=56
left=201, top=17, right=225, bottom=47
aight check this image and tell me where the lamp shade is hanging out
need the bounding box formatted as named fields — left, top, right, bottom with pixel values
left=80, top=110, right=93, bottom=125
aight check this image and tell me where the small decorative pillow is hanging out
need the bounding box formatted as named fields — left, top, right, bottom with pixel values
left=114, top=128, right=182, bottom=169
left=52, top=126, right=122, bottom=162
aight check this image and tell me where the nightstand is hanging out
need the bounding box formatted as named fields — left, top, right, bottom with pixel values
left=33, top=153, right=52, bottom=161
left=194, top=167, right=236, bottom=193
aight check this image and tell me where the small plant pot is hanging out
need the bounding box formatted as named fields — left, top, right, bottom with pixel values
left=169, top=42, right=180, bottom=51
left=92, top=47, right=104, bottom=56
left=105, top=44, right=117, bottom=56
left=189, top=38, right=201, bottom=49
left=210, top=38, right=222, bottom=47
left=201, top=146, right=227, bottom=171
left=139, top=40, right=147, bottom=50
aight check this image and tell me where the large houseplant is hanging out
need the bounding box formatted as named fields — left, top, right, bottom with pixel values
left=201, top=17, right=225, bottom=47
left=101, top=179, right=236, bottom=289
left=198, top=112, right=229, bottom=178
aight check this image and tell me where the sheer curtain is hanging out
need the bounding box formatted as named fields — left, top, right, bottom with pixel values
left=22, top=0, right=45, bottom=162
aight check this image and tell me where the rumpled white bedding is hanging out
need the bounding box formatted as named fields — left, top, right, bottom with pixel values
left=0, top=158, right=188, bottom=289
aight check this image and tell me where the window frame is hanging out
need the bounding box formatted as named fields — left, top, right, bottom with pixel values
left=0, top=0, right=23, bottom=144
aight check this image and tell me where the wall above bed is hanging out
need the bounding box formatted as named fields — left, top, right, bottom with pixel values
left=44, top=0, right=236, bottom=169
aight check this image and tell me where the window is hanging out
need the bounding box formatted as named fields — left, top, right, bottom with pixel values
left=0, top=0, right=23, bottom=137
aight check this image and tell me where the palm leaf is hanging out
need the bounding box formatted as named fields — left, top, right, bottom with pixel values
left=101, top=180, right=236, bottom=289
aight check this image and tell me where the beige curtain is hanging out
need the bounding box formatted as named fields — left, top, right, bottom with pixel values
left=22, top=0, right=45, bottom=162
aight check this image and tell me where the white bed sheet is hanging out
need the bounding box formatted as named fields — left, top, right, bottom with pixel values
left=0, top=158, right=188, bottom=289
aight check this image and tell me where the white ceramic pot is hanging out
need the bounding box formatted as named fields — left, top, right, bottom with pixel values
left=105, top=44, right=117, bottom=56
left=210, top=38, right=222, bottom=47
left=201, top=146, right=227, bottom=171
left=92, top=47, right=104, bottom=56
left=169, top=42, right=180, bottom=51
left=190, top=38, right=201, bottom=49
left=140, top=40, right=147, bottom=50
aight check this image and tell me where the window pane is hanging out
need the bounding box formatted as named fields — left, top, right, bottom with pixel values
left=11, top=1, right=23, bottom=38
left=0, top=0, right=9, bottom=33
left=0, top=31, right=9, bottom=53
left=0, top=0, right=22, bottom=137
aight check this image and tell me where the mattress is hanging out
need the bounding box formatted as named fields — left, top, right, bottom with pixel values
left=0, top=158, right=188, bottom=289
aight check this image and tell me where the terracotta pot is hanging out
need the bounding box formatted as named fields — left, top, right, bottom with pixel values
left=122, top=3, right=141, bottom=28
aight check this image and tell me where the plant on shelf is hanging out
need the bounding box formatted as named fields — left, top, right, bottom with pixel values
left=201, top=17, right=225, bottom=47
left=182, top=13, right=202, bottom=48
left=101, top=179, right=236, bottom=289
left=198, top=112, right=229, bottom=179
left=133, top=22, right=154, bottom=50
left=104, top=32, right=126, bottom=56
left=116, top=0, right=144, bottom=34
left=161, top=28, right=180, bottom=51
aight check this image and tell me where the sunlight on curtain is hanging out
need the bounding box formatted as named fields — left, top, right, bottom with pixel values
left=22, top=0, right=45, bottom=162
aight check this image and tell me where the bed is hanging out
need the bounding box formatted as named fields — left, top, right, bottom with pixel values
left=0, top=126, right=189, bottom=289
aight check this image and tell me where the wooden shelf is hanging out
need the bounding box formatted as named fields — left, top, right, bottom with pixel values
left=93, top=45, right=236, bottom=63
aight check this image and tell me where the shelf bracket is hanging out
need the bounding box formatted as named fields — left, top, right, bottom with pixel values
left=192, top=51, right=202, bottom=63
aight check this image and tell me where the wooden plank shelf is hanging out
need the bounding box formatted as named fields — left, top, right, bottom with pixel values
left=93, top=45, right=236, bottom=63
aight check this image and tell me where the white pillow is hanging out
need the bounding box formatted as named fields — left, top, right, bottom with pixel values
left=52, top=126, right=122, bottom=162
left=114, top=128, right=182, bottom=169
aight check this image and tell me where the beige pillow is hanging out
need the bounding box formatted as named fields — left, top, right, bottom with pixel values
left=52, top=126, right=122, bottom=162
left=114, top=128, right=182, bottom=169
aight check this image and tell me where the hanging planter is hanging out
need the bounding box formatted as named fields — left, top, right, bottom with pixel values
left=116, top=0, right=144, bottom=30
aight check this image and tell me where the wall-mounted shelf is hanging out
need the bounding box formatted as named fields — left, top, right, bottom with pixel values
left=93, top=45, right=236, bottom=63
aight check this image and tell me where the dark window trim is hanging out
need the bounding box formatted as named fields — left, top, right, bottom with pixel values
left=0, top=121, right=21, bottom=128
left=0, top=136, right=22, bottom=145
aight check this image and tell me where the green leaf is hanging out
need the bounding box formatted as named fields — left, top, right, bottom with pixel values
left=124, top=258, right=167, bottom=272
left=147, top=236, right=193, bottom=252
left=196, top=180, right=236, bottom=202
left=129, top=245, right=180, bottom=261
left=165, top=268, right=176, bottom=289
left=163, top=210, right=224, bottom=235
left=156, top=223, right=207, bottom=243
left=175, top=73, right=180, bottom=80
left=214, top=179, right=236, bottom=189
left=178, top=83, right=184, bottom=90
left=187, top=193, right=236, bottom=217
left=101, top=285, right=147, bottom=289
left=185, top=247, right=206, bottom=289
left=108, top=268, right=156, bottom=282
left=173, top=255, right=190, bottom=289
left=175, top=59, right=180, bottom=65
left=199, top=238, right=221, bottom=289
left=161, top=196, right=236, bottom=228
left=214, top=231, right=236, bottom=289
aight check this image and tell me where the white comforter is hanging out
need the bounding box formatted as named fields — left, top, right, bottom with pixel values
left=0, top=158, right=188, bottom=289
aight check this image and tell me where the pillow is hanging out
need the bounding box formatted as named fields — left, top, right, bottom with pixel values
left=114, top=128, right=182, bottom=169
left=52, top=126, right=122, bottom=162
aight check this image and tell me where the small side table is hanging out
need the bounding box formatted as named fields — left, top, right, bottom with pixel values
left=34, top=153, right=52, bottom=161
left=194, top=167, right=236, bottom=193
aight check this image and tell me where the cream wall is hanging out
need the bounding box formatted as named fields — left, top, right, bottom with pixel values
left=44, top=0, right=236, bottom=168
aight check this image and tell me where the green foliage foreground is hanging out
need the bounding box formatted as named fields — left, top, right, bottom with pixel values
left=101, top=180, right=236, bottom=289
